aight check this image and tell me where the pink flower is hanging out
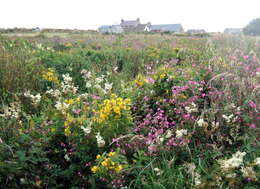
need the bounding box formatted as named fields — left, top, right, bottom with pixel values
left=248, top=101, right=257, bottom=109
left=147, top=77, right=155, bottom=84
left=143, top=96, right=149, bottom=102
left=243, top=55, right=249, bottom=59
left=72, top=109, right=81, bottom=115
left=249, top=123, right=256, bottom=129
left=247, top=123, right=256, bottom=129
left=92, top=95, right=101, bottom=100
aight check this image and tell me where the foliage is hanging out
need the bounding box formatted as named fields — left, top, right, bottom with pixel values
left=243, top=18, right=260, bottom=36
left=0, top=33, right=259, bottom=188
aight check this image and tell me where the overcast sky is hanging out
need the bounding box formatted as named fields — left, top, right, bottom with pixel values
left=0, top=0, right=259, bottom=32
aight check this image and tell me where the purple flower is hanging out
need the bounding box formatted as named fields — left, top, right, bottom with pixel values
left=72, top=108, right=81, bottom=115
left=92, top=95, right=101, bottom=100
left=248, top=101, right=257, bottom=109
left=143, top=96, right=149, bottom=101
left=147, top=77, right=155, bottom=84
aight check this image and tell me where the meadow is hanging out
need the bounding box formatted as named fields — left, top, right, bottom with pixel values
left=0, top=32, right=259, bottom=189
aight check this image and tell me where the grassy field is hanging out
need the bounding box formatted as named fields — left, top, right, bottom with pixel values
left=0, top=32, right=259, bottom=189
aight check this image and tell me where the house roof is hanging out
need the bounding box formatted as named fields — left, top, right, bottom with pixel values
left=187, top=29, right=206, bottom=33
left=224, top=28, right=242, bottom=33
left=120, top=19, right=141, bottom=27
left=150, top=24, right=183, bottom=32
left=123, top=24, right=147, bottom=33
left=121, top=20, right=139, bottom=26
left=99, top=25, right=123, bottom=29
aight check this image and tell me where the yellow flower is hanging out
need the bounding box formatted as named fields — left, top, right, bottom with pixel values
left=51, top=128, right=56, bottom=132
left=101, top=161, right=108, bottom=167
left=64, top=127, right=71, bottom=136
left=91, top=166, right=99, bottom=173
left=42, top=68, right=59, bottom=83
left=160, top=73, right=166, bottom=79
left=115, top=165, right=123, bottom=173
left=96, top=154, right=101, bottom=159
left=35, top=180, right=42, bottom=187
left=108, top=152, right=116, bottom=157
left=94, top=96, right=132, bottom=123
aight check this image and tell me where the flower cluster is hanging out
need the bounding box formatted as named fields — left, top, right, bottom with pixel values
left=91, top=151, right=127, bottom=174
left=0, top=102, right=21, bottom=119
left=94, top=94, right=131, bottom=123
left=42, top=68, right=59, bottom=83
left=61, top=74, right=78, bottom=94
left=96, top=132, right=105, bottom=147
left=218, top=151, right=246, bottom=171
left=24, top=91, right=41, bottom=105
left=81, top=70, right=113, bottom=95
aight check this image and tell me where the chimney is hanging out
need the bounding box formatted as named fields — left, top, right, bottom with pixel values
left=137, top=18, right=140, bottom=22
left=121, top=19, right=124, bottom=24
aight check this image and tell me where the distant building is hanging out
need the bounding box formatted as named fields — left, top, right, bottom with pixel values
left=150, top=24, right=184, bottom=33
left=120, top=18, right=151, bottom=33
left=187, top=29, right=206, bottom=34
left=98, top=19, right=185, bottom=34
left=224, top=28, right=243, bottom=35
left=98, top=25, right=124, bottom=33
left=32, top=27, right=41, bottom=32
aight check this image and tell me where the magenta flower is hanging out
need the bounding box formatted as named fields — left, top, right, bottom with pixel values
left=143, top=96, right=149, bottom=101
left=92, top=95, right=101, bottom=100
left=147, top=77, right=155, bottom=84
left=72, top=108, right=81, bottom=114
left=248, top=101, right=257, bottom=109
left=243, top=55, right=249, bottom=59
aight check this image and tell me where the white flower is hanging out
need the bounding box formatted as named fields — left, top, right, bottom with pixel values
left=176, top=129, right=188, bottom=138
left=20, top=178, right=26, bottom=184
left=62, top=74, right=73, bottom=83
left=218, top=151, right=246, bottom=171
left=0, top=102, right=21, bottom=119
left=222, top=114, right=236, bottom=123
left=86, top=71, right=92, bottom=78
left=225, top=173, right=237, bottom=178
left=78, top=93, right=88, bottom=99
left=24, top=91, right=31, bottom=97
left=94, top=84, right=101, bottom=89
left=184, top=163, right=201, bottom=186
left=212, top=121, right=219, bottom=128
left=254, top=157, right=260, bottom=166
left=165, top=130, right=173, bottom=138
left=256, top=72, right=260, bottom=77
left=61, top=81, right=78, bottom=94
left=105, top=83, right=113, bottom=91
left=241, top=166, right=256, bottom=180
left=194, top=172, right=201, bottom=186
left=55, top=101, right=70, bottom=111
left=64, top=154, right=70, bottom=162
left=33, top=94, right=41, bottom=104
left=197, top=118, right=208, bottom=127
left=81, top=126, right=91, bottom=135
left=95, top=77, right=103, bottom=84
left=24, top=91, right=41, bottom=105
left=154, top=167, right=163, bottom=176
left=185, top=103, right=198, bottom=113
left=96, top=132, right=105, bottom=147
left=85, top=82, right=92, bottom=88
left=46, top=89, right=61, bottom=98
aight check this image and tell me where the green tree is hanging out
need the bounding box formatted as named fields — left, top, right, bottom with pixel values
left=243, top=18, right=260, bottom=36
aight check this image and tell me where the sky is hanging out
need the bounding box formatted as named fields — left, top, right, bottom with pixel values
left=0, top=0, right=260, bottom=32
